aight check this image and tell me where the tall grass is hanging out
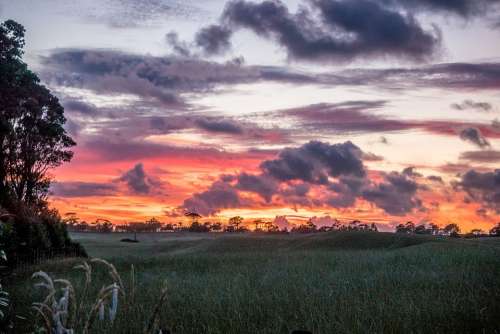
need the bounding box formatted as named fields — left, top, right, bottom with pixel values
left=6, top=232, right=500, bottom=333
left=28, top=258, right=169, bottom=334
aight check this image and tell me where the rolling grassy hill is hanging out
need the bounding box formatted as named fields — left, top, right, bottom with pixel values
left=6, top=232, right=500, bottom=333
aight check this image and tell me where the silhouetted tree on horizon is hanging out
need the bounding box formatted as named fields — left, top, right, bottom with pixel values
left=228, top=216, right=244, bottom=232
left=490, top=223, right=500, bottom=237
left=444, top=223, right=460, bottom=237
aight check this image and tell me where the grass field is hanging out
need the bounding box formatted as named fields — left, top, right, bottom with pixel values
left=7, top=232, right=500, bottom=333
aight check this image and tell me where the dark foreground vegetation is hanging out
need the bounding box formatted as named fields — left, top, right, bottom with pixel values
left=5, top=231, right=500, bottom=333
left=0, top=19, right=85, bottom=268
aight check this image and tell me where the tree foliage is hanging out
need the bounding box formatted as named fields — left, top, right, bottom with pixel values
left=0, top=20, right=82, bottom=268
left=0, top=19, right=74, bottom=209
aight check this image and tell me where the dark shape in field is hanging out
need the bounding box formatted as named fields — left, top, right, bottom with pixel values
left=120, top=238, right=140, bottom=243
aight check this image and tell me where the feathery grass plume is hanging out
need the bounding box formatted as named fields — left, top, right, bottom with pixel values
left=32, top=272, right=78, bottom=333
left=109, top=283, right=119, bottom=322
left=90, top=258, right=125, bottom=296
left=32, top=271, right=58, bottom=331
left=73, top=261, right=92, bottom=285
left=82, top=284, right=117, bottom=334
left=32, top=303, right=52, bottom=333
left=98, top=302, right=105, bottom=321
left=144, top=280, right=168, bottom=334
left=32, top=271, right=56, bottom=293
left=0, top=287, right=9, bottom=319
left=74, top=261, right=92, bottom=319
left=54, top=279, right=77, bottom=328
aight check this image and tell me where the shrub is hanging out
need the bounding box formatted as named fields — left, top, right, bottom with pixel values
left=0, top=204, right=87, bottom=268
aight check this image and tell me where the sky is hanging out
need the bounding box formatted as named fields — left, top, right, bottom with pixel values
left=1, top=0, right=500, bottom=231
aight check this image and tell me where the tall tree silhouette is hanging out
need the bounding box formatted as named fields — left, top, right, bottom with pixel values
left=228, top=216, right=244, bottom=231
left=0, top=20, right=74, bottom=209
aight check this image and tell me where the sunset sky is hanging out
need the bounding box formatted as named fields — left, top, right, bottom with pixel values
left=2, top=0, right=500, bottom=231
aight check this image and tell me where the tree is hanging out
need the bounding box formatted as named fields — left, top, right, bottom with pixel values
left=348, top=220, right=361, bottom=231
left=0, top=20, right=75, bottom=209
left=161, top=223, right=176, bottom=232
left=93, top=219, right=113, bottom=233
left=185, top=212, right=201, bottom=225
left=429, top=223, right=440, bottom=235
left=210, top=222, right=222, bottom=232
left=306, top=219, right=317, bottom=232
left=228, top=216, right=244, bottom=231
left=470, top=229, right=483, bottom=237
left=253, top=219, right=263, bottom=232
left=415, top=224, right=429, bottom=234
left=396, top=221, right=415, bottom=234
left=266, top=222, right=279, bottom=232
left=489, top=223, right=500, bottom=237
left=145, top=217, right=162, bottom=232
left=188, top=221, right=210, bottom=232
left=443, top=223, right=460, bottom=237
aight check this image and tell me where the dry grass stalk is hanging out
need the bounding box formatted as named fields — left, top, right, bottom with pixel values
left=144, top=280, right=168, bottom=334
left=90, top=258, right=125, bottom=297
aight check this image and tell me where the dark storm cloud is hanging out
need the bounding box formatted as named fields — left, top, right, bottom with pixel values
left=195, top=25, right=233, bottom=56
left=362, top=171, right=422, bottom=215
left=402, top=167, right=422, bottom=178
left=50, top=181, right=117, bottom=197
left=438, top=162, right=491, bottom=174
left=194, top=118, right=244, bottom=134
left=42, top=49, right=500, bottom=108
left=284, top=101, right=415, bottom=133
left=206, top=0, right=440, bottom=63
left=182, top=179, right=243, bottom=216
left=261, top=141, right=365, bottom=184
left=165, top=31, right=191, bottom=57
left=459, top=127, right=490, bottom=148
left=75, top=0, right=206, bottom=28
left=276, top=184, right=313, bottom=207
left=460, top=150, right=500, bottom=162
left=236, top=173, right=278, bottom=202
left=63, top=100, right=99, bottom=116
left=451, top=100, right=493, bottom=112
left=179, top=140, right=368, bottom=214
left=336, top=62, right=500, bottom=91
left=362, top=152, right=384, bottom=162
left=84, top=137, right=275, bottom=163
left=427, top=175, right=444, bottom=183
left=458, top=169, right=500, bottom=212
left=117, top=163, right=158, bottom=195
left=493, top=119, right=500, bottom=130
left=41, top=49, right=324, bottom=109
left=326, top=175, right=368, bottom=208
left=283, top=102, right=500, bottom=137
left=179, top=141, right=429, bottom=216
left=383, top=0, right=500, bottom=17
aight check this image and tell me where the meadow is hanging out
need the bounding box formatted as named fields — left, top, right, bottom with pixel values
left=7, top=231, right=500, bottom=333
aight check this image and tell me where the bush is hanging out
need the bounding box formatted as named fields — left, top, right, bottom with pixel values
left=0, top=204, right=87, bottom=268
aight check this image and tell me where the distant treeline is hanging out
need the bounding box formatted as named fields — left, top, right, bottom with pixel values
left=65, top=213, right=500, bottom=238
left=395, top=221, right=500, bottom=238
left=63, top=213, right=379, bottom=234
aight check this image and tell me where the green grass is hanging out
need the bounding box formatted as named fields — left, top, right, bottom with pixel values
left=7, top=232, right=500, bottom=333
